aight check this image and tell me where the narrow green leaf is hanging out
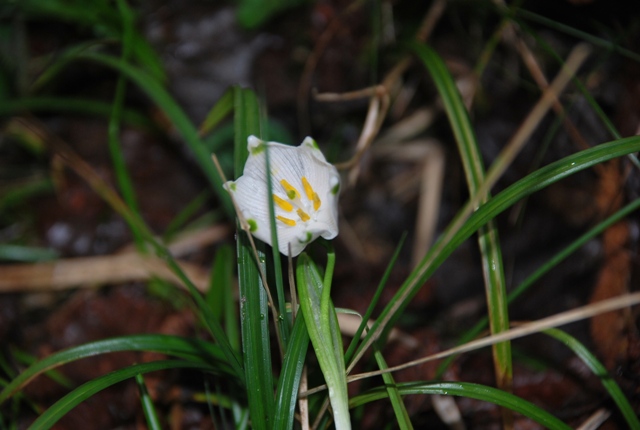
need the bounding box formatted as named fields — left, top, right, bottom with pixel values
left=135, top=373, right=163, bottom=430
left=513, top=8, right=640, bottom=63
left=264, top=143, right=290, bottom=348
left=8, top=347, right=72, bottom=389
left=543, top=328, right=640, bottom=429
left=350, top=381, right=571, bottom=430
left=77, top=51, right=234, bottom=217
left=352, top=136, right=640, bottom=373
left=207, top=244, right=241, bottom=352
left=199, top=88, right=234, bottom=136
left=233, top=86, right=274, bottom=430
left=414, top=42, right=512, bottom=396
left=108, top=0, right=145, bottom=250
left=0, top=334, right=231, bottom=404
left=273, top=314, right=310, bottom=430
left=297, top=253, right=351, bottom=429
left=521, top=26, right=640, bottom=169
left=373, top=347, right=413, bottom=430
left=163, top=191, right=211, bottom=241
left=29, top=360, right=211, bottom=430
left=437, top=197, right=640, bottom=377
left=0, top=177, right=53, bottom=211
left=344, top=233, right=406, bottom=366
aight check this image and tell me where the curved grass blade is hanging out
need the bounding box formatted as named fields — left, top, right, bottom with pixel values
left=350, top=381, right=571, bottom=430
left=436, top=197, right=640, bottom=376
left=207, top=244, right=240, bottom=352
left=135, top=373, right=162, bottom=430
left=350, top=135, right=640, bottom=373
left=29, top=360, right=212, bottom=430
left=76, top=51, right=234, bottom=217
left=199, top=88, right=234, bottom=136
left=373, top=347, right=413, bottom=430
left=233, top=87, right=274, bottom=430
left=414, top=42, right=512, bottom=404
left=0, top=334, right=230, bottom=404
left=520, top=25, right=639, bottom=169
left=163, top=190, right=212, bottom=241
left=297, top=253, right=350, bottom=429
left=108, top=0, right=144, bottom=250
left=30, top=52, right=244, bottom=380
left=5, top=115, right=243, bottom=382
left=542, top=328, right=640, bottom=429
left=345, top=233, right=406, bottom=367
left=264, top=143, right=290, bottom=348
left=513, top=8, right=640, bottom=63
left=273, top=313, right=310, bottom=430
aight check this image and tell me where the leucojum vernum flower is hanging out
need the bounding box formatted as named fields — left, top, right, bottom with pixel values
left=224, top=135, right=340, bottom=257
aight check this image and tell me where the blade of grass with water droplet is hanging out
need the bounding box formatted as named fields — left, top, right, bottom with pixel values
left=233, top=87, right=274, bottom=430
left=414, top=42, right=513, bottom=412
left=296, top=252, right=351, bottom=429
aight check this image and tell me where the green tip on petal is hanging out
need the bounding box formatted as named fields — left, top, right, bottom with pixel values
left=250, top=142, right=266, bottom=155
left=303, top=136, right=319, bottom=150
left=231, top=135, right=340, bottom=257
left=247, top=219, right=258, bottom=232
left=298, top=231, right=313, bottom=244
left=331, top=183, right=340, bottom=195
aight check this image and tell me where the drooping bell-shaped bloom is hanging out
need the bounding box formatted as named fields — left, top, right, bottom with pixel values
left=224, top=135, right=340, bottom=256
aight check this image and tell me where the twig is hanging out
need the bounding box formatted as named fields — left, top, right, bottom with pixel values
left=302, top=291, right=640, bottom=397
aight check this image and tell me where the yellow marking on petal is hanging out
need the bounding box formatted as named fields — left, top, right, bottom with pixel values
left=273, top=194, right=293, bottom=212
left=301, top=176, right=314, bottom=201
left=297, top=208, right=310, bottom=222
left=280, top=179, right=299, bottom=200
left=302, top=176, right=321, bottom=211
left=277, top=215, right=296, bottom=226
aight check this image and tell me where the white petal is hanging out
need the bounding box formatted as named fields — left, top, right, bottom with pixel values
left=225, top=136, right=340, bottom=257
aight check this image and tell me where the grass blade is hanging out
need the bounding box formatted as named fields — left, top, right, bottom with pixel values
left=108, top=0, right=145, bottom=250
left=0, top=334, right=232, bottom=404
left=233, top=87, right=274, bottom=429
left=542, top=328, right=640, bottom=429
left=345, top=233, right=406, bottom=367
left=350, top=381, right=571, bottom=430
left=199, top=87, right=234, bottom=136
left=135, top=373, right=162, bottom=430
left=273, top=314, right=310, bottom=430
left=77, top=51, right=234, bottom=216
left=297, top=253, right=351, bottom=429
left=350, top=135, right=640, bottom=375
left=29, top=360, right=212, bottom=430
left=207, top=244, right=240, bottom=352
left=513, top=8, right=640, bottom=63
left=436, top=197, right=640, bottom=376
left=373, top=347, right=413, bottom=429
left=414, top=42, right=513, bottom=405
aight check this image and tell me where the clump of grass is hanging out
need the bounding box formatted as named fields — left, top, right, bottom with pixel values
left=1, top=1, right=639, bottom=429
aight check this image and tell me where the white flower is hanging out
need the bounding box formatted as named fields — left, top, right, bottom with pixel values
left=224, top=135, right=340, bottom=257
